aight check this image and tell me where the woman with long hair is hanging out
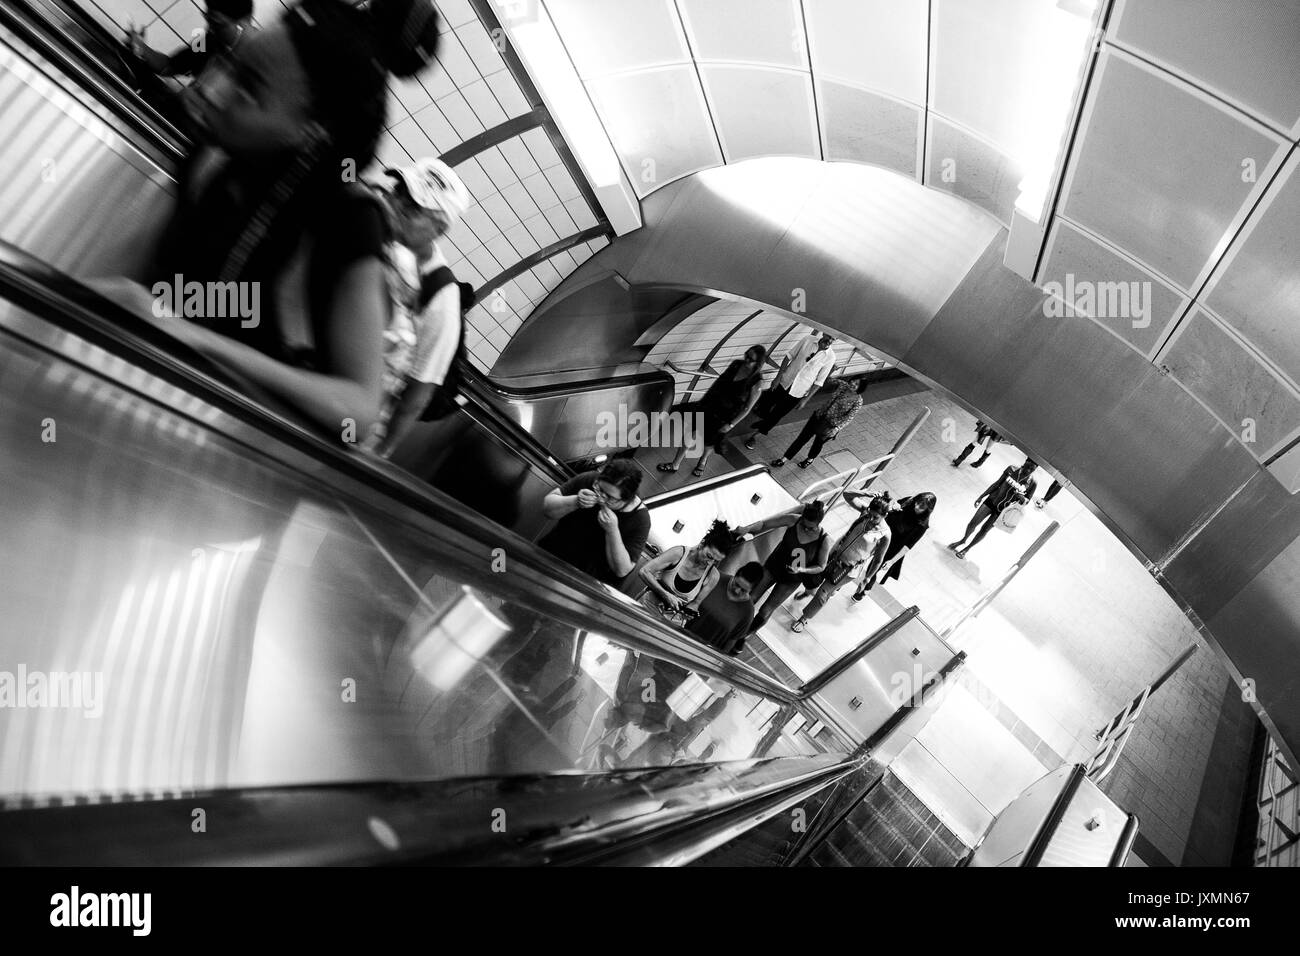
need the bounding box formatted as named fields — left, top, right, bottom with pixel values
left=659, top=345, right=766, bottom=478
left=791, top=491, right=892, bottom=632
left=738, top=499, right=831, bottom=634
left=97, top=0, right=443, bottom=438
left=639, top=519, right=738, bottom=621
left=872, top=492, right=938, bottom=587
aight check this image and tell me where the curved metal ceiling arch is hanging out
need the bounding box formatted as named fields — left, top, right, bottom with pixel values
left=500, top=155, right=1300, bottom=766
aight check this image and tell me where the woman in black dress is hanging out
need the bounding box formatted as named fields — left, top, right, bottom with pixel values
left=870, top=492, right=937, bottom=588
left=659, top=345, right=766, bottom=477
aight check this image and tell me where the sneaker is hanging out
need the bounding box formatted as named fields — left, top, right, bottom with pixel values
left=771, top=457, right=787, bottom=467
left=798, top=459, right=814, bottom=469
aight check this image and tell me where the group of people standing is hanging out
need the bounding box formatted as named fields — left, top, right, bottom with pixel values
left=658, top=331, right=871, bottom=476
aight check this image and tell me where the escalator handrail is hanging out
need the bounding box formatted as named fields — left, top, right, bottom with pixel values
left=2, top=0, right=188, bottom=166
left=0, top=752, right=866, bottom=866
left=0, top=238, right=808, bottom=709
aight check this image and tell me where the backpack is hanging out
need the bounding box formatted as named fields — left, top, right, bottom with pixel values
left=415, top=265, right=476, bottom=421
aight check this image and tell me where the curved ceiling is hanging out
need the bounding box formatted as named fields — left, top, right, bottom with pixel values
left=500, top=155, right=1300, bottom=767
left=545, top=0, right=1094, bottom=227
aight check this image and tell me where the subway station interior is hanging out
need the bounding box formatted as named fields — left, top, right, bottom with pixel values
left=1, top=0, right=1298, bottom=869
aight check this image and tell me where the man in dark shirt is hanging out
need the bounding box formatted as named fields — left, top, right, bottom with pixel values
left=539, top=460, right=651, bottom=586
left=687, top=562, right=762, bottom=656
left=948, top=459, right=1038, bottom=558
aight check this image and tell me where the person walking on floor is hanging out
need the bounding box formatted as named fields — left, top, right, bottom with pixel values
left=790, top=491, right=892, bottom=632
left=948, top=459, right=1038, bottom=559
left=740, top=332, right=836, bottom=449
left=737, top=499, right=832, bottom=634
left=870, top=492, right=937, bottom=587
left=1035, top=478, right=1064, bottom=509
left=772, top=377, right=869, bottom=469
left=659, top=346, right=765, bottom=477
left=952, top=420, right=1001, bottom=468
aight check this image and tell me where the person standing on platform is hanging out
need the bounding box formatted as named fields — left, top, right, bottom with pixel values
left=740, top=332, right=836, bottom=450
left=952, top=420, right=1001, bottom=468
left=790, top=491, right=892, bottom=632
left=948, top=459, right=1037, bottom=559
left=772, top=377, right=869, bottom=469
left=738, top=500, right=831, bottom=635
left=659, top=346, right=766, bottom=477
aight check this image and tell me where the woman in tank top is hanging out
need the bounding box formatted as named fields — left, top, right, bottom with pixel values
left=737, top=499, right=832, bottom=634
left=638, top=519, right=738, bottom=619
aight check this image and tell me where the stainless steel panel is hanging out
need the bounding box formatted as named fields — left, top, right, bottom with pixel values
left=1164, top=468, right=1300, bottom=620
left=1111, top=0, right=1300, bottom=131
left=1206, top=537, right=1300, bottom=769
left=1205, top=155, right=1300, bottom=387
left=0, top=29, right=174, bottom=279
left=820, top=80, right=919, bottom=178
left=0, top=299, right=829, bottom=802
left=926, top=115, right=1021, bottom=227
left=1041, top=219, right=1186, bottom=356
left=1040, top=775, right=1130, bottom=867
left=1062, top=53, right=1280, bottom=288
left=1163, top=308, right=1300, bottom=460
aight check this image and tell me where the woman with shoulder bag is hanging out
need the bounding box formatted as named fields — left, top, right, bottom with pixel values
left=772, top=378, right=869, bottom=469
left=791, top=491, right=891, bottom=632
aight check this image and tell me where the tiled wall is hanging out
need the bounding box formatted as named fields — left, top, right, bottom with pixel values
left=1101, top=649, right=1257, bottom=867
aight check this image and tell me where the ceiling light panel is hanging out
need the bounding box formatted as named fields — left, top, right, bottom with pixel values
left=544, top=0, right=690, bottom=79
left=586, top=66, right=723, bottom=196
left=804, top=0, right=928, bottom=105
left=678, top=0, right=808, bottom=70
left=819, top=80, right=920, bottom=178
left=699, top=65, right=818, bottom=162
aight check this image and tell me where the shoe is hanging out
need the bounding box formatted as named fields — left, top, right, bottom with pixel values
left=657, top=462, right=679, bottom=473
left=954, top=549, right=968, bottom=560
left=798, top=459, right=813, bottom=469
left=947, top=542, right=961, bottom=551
left=791, top=618, right=807, bottom=633
left=691, top=464, right=706, bottom=477
left=851, top=591, right=866, bottom=603
left=771, top=458, right=787, bottom=467
left=1034, top=499, right=1045, bottom=510
left=744, top=437, right=757, bottom=450
left=951, top=458, right=960, bottom=468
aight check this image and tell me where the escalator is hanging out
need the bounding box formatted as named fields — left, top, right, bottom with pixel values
left=0, top=1, right=1135, bottom=867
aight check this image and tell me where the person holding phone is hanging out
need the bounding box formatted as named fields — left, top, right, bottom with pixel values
left=540, top=459, right=650, bottom=585
left=638, top=519, right=737, bottom=620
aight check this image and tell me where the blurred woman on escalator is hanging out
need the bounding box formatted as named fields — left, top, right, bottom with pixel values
left=94, top=0, right=442, bottom=441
